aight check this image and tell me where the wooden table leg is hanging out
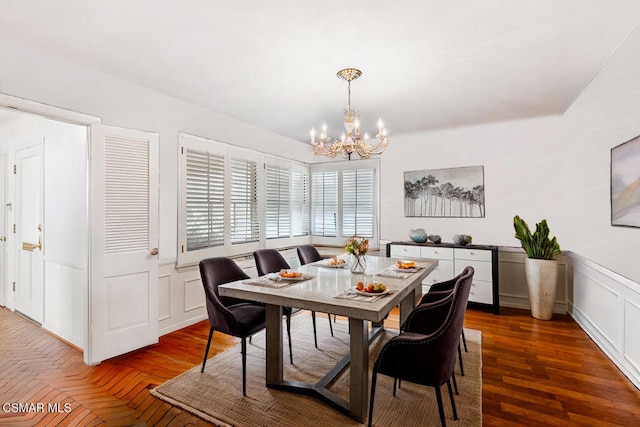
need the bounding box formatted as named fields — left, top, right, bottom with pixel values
left=349, top=317, right=369, bottom=423
left=265, top=304, right=283, bottom=384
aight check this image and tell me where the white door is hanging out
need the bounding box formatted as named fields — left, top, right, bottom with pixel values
left=14, top=144, right=44, bottom=323
left=87, top=125, right=159, bottom=364
left=0, top=153, right=6, bottom=307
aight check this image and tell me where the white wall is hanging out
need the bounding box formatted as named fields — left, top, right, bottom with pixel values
left=379, top=25, right=640, bottom=285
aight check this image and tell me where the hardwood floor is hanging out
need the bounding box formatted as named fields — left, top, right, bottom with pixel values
left=1, top=306, right=638, bottom=426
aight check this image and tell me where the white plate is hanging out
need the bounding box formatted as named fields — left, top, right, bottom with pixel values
left=318, top=262, right=346, bottom=268
left=279, top=274, right=309, bottom=281
left=354, top=288, right=390, bottom=297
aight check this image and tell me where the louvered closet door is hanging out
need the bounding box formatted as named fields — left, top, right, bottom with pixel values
left=88, top=125, right=159, bottom=364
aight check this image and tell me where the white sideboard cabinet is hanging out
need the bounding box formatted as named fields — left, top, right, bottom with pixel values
left=388, top=241, right=499, bottom=314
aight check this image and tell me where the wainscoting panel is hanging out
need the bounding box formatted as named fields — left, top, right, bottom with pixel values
left=158, top=273, right=171, bottom=321
left=497, top=247, right=569, bottom=313
left=184, top=277, right=205, bottom=312
left=568, top=252, right=640, bottom=389
left=624, top=299, right=640, bottom=373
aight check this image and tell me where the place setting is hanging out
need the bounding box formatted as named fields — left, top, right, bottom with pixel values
left=335, top=278, right=393, bottom=302
left=243, top=269, right=314, bottom=288
left=311, top=255, right=348, bottom=268
left=376, top=259, right=427, bottom=279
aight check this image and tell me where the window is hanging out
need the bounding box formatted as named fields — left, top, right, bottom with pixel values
left=291, top=168, right=310, bottom=237
left=265, top=164, right=290, bottom=239
left=178, top=133, right=311, bottom=266
left=185, top=149, right=225, bottom=251
left=230, top=158, right=259, bottom=244
left=342, top=168, right=374, bottom=237
left=310, top=159, right=379, bottom=247
left=311, top=170, right=338, bottom=237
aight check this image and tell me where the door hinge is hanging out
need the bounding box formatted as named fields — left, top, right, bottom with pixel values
left=181, top=146, right=184, bottom=155
left=181, top=245, right=185, bottom=253
left=12, top=282, right=15, bottom=292
left=13, top=224, right=16, bottom=233
left=13, top=164, right=16, bottom=174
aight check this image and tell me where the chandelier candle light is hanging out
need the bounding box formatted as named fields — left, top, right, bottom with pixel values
left=310, top=68, right=389, bottom=160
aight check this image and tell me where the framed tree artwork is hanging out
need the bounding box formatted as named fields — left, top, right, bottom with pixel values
left=404, top=165, right=485, bottom=218
left=611, top=135, right=640, bottom=227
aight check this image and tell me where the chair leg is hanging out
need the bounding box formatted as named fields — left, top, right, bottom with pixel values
left=446, top=378, right=458, bottom=420
left=458, top=343, right=465, bottom=376
left=461, top=329, right=468, bottom=352
left=327, top=313, right=334, bottom=336
left=452, top=371, right=459, bottom=395
left=368, top=369, right=378, bottom=427
left=393, top=378, right=397, bottom=396
left=241, top=337, right=247, bottom=397
left=286, top=312, right=293, bottom=364
left=311, top=311, right=318, bottom=348
left=435, top=385, right=446, bottom=427
left=201, top=327, right=214, bottom=373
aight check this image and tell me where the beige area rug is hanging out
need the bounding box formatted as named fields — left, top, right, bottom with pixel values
left=151, top=314, right=482, bottom=426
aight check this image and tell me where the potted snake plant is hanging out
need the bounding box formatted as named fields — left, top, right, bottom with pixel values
left=513, top=215, right=561, bottom=320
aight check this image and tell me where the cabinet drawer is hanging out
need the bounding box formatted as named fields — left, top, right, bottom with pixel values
left=420, top=246, right=454, bottom=261
left=454, top=248, right=492, bottom=262
left=468, top=279, right=493, bottom=305
left=390, top=245, right=421, bottom=259
left=421, top=260, right=454, bottom=285
left=455, top=259, right=492, bottom=282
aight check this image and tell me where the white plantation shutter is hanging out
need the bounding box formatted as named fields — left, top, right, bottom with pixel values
left=342, top=169, right=374, bottom=238
left=230, top=158, right=259, bottom=244
left=265, top=165, right=290, bottom=239
left=185, top=149, right=225, bottom=251
left=311, top=170, right=338, bottom=237
left=291, top=168, right=310, bottom=237
left=104, top=136, right=149, bottom=253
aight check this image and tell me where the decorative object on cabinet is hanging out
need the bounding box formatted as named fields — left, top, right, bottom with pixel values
left=387, top=241, right=499, bottom=314
left=452, top=234, right=473, bottom=246
left=428, top=234, right=441, bottom=243
left=513, top=215, right=561, bottom=320
left=611, top=134, right=640, bottom=227
left=409, top=228, right=428, bottom=243
left=404, top=166, right=485, bottom=218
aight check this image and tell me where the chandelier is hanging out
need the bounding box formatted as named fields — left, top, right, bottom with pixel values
left=310, top=68, right=389, bottom=160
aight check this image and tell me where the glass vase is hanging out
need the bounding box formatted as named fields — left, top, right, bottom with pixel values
left=349, top=254, right=366, bottom=273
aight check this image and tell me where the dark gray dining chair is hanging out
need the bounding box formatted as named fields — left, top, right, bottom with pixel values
left=199, top=257, right=266, bottom=396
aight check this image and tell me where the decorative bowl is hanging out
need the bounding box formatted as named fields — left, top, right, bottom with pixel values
left=428, top=234, right=442, bottom=244
left=409, top=228, right=428, bottom=243
left=452, top=234, right=473, bottom=246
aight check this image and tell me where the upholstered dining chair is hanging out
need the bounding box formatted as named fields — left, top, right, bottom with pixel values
left=416, top=271, right=470, bottom=377
left=199, top=257, right=266, bottom=397
left=296, top=245, right=334, bottom=342
left=368, top=266, right=474, bottom=427
left=252, top=249, right=299, bottom=363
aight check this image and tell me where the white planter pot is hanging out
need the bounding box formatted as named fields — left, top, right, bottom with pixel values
left=524, top=258, right=558, bottom=320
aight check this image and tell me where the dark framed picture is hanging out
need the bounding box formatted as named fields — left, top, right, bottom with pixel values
left=404, top=166, right=485, bottom=218
left=611, top=135, right=640, bottom=227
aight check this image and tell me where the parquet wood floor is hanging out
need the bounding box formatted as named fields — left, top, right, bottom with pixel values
left=1, top=306, right=638, bottom=426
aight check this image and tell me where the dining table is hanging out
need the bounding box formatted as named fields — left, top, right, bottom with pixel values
left=219, top=254, right=438, bottom=422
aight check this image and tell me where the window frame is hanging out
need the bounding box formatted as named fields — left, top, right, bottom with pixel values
left=310, top=158, right=380, bottom=249
left=177, top=134, right=311, bottom=266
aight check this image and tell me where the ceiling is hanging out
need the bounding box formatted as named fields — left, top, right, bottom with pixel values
left=1, top=1, right=640, bottom=143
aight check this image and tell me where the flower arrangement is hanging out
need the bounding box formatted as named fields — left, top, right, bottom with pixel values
left=345, top=236, right=369, bottom=256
